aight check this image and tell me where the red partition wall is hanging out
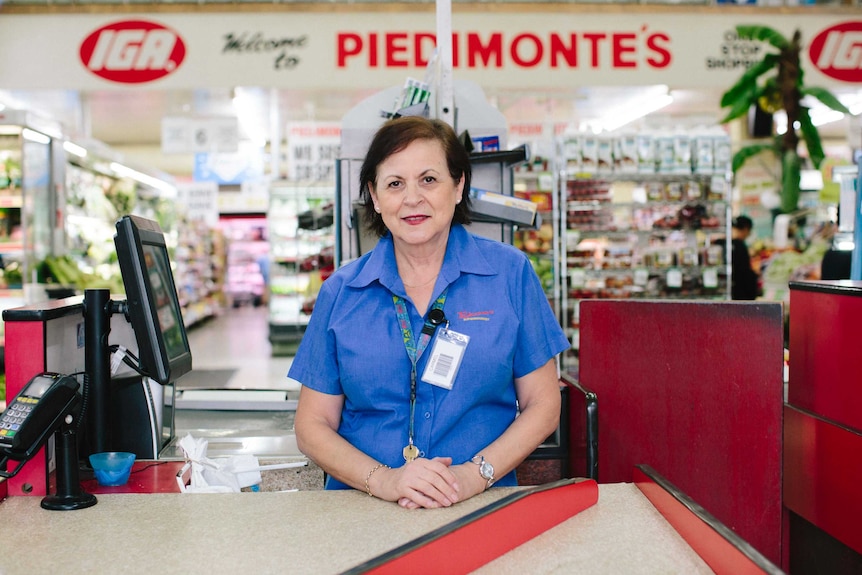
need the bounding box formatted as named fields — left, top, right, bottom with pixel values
left=785, top=281, right=862, bottom=569
left=579, top=300, right=784, bottom=565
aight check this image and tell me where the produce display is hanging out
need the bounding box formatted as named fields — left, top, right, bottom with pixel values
left=41, top=254, right=124, bottom=294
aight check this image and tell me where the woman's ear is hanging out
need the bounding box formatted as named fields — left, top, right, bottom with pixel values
left=455, top=175, right=465, bottom=204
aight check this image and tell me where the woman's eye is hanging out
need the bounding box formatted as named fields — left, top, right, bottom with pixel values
left=423, top=176, right=436, bottom=184
left=388, top=181, right=402, bottom=189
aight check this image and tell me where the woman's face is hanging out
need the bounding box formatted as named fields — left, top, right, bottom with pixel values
left=369, top=138, right=464, bottom=251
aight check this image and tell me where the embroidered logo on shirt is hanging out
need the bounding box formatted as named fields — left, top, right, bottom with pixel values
left=458, top=310, right=494, bottom=321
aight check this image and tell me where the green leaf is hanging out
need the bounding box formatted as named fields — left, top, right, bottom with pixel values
left=801, top=86, right=853, bottom=114
left=719, top=54, right=780, bottom=108
left=798, top=108, right=825, bottom=168
left=781, top=149, right=801, bottom=213
left=735, top=25, right=790, bottom=50
left=731, top=143, right=777, bottom=173
left=720, top=96, right=755, bottom=124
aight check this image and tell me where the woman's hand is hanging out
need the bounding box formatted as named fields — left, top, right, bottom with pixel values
left=393, top=460, right=488, bottom=509
left=373, top=456, right=460, bottom=509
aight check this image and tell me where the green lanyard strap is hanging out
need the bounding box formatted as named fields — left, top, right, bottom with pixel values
left=393, top=288, right=448, bottom=458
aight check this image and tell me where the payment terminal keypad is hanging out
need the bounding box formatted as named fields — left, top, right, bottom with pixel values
left=0, top=397, right=39, bottom=441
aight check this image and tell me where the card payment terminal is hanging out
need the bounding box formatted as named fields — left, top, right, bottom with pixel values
left=0, top=372, right=80, bottom=462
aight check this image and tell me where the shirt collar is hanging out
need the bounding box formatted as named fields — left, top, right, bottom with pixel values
left=347, top=224, right=497, bottom=290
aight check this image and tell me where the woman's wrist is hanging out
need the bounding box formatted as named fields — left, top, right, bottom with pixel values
left=365, top=463, right=390, bottom=498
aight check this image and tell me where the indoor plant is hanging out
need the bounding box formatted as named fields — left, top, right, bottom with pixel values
left=719, top=25, right=852, bottom=214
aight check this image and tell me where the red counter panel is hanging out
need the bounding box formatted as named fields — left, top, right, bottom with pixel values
left=789, top=282, right=862, bottom=434
left=579, top=300, right=784, bottom=565
left=783, top=404, right=862, bottom=554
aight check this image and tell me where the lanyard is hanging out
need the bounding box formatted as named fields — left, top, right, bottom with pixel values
left=393, top=287, right=448, bottom=461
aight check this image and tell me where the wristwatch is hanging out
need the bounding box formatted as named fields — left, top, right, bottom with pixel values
left=470, top=455, right=495, bottom=488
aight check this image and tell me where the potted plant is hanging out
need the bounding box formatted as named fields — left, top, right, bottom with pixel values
left=719, top=25, right=852, bottom=214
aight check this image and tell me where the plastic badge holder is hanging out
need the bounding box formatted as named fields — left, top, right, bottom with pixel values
left=89, top=451, right=136, bottom=486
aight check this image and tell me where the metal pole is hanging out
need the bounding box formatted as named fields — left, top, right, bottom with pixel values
left=83, top=288, right=112, bottom=456
left=435, top=0, right=454, bottom=128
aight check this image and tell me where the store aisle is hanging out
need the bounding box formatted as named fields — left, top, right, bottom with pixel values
left=168, top=305, right=301, bottom=457
left=183, top=305, right=297, bottom=393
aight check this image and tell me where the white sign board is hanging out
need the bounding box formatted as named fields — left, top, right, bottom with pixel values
left=176, top=181, right=219, bottom=226
left=162, top=116, right=239, bottom=154
left=286, top=122, right=342, bottom=182
left=0, top=12, right=859, bottom=91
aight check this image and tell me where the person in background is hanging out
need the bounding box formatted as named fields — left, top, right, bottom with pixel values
left=731, top=215, right=759, bottom=300
left=289, top=116, right=568, bottom=509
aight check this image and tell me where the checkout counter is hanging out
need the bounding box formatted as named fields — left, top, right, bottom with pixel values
left=0, top=292, right=786, bottom=574
left=0, top=465, right=780, bottom=574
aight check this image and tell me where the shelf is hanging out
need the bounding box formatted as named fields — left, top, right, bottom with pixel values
left=469, top=144, right=530, bottom=167
left=565, top=170, right=727, bottom=181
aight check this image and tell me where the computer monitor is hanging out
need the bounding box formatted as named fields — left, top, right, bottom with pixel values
left=114, top=215, right=192, bottom=386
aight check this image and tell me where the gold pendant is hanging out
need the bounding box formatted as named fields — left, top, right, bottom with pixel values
left=403, top=444, right=420, bottom=462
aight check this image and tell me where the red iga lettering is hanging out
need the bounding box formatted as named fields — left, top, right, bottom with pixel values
left=80, top=19, right=185, bottom=84
left=810, top=22, right=862, bottom=82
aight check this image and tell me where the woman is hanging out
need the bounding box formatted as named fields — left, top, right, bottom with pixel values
left=290, top=116, right=569, bottom=509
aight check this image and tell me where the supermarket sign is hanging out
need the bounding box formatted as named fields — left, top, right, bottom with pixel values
left=79, top=19, right=186, bottom=84
left=1, top=12, right=860, bottom=90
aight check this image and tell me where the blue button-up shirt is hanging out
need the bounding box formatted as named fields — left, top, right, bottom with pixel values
left=288, top=224, right=569, bottom=488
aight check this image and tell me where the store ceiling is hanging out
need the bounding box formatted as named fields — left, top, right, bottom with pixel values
left=1, top=84, right=856, bottom=173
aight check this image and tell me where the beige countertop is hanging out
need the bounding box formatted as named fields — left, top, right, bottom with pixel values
left=0, top=483, right=713, bottom=574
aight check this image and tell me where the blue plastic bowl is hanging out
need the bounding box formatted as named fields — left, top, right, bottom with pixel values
left=89, top=452, right=136, bottom=486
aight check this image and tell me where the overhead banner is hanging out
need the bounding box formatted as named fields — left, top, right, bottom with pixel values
left=0, top=11, right=860, bottom=91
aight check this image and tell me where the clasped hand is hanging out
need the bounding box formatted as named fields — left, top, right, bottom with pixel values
left=376, top=456, right=485, bottom=509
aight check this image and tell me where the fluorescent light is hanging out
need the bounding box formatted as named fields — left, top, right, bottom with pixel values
left=110, top=162, right=176, bottom=196
left=585, top=86, right=674, bottom=133
left=63, top=141, right=88, bottom=158
left=22, top=128, right=50, bottom=144
left=777, top=94, right=862, bottom=133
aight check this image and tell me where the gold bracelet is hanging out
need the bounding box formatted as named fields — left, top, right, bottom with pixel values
left=365, top=463, right=390, bottom=497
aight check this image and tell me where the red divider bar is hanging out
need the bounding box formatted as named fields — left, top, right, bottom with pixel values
left=634, top=465, right=783, bottom=575
left=346, top=478, right=599, bottom=575
left=783, top=404, right=862, bottom=555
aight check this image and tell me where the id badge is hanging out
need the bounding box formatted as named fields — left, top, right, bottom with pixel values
left=421, top=328, right=469, bottom=390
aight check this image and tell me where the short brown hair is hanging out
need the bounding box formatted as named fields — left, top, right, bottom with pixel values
left=359, top=116, right=472, bottom=238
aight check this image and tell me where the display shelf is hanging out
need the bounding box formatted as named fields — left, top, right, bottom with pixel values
left=560, top=165, right=732, bottom=368
left=173, top=218, right=224, bottom=326
left=268, top=181, right=334, bottom=355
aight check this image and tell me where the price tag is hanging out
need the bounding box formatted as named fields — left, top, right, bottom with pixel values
left=633, top=268, right=649, bottom=286
left=570, top=269, right=586, bottom=288
left=666, top=268, right=683, bottom=289
left=703, top=267, right=718, bottom=289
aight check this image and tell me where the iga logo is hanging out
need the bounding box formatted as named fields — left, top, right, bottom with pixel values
left=80, top=20, right=186, bottom=84
left=809, top=21, right=862, bottom=83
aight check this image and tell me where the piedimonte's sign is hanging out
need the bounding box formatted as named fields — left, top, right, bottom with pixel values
left=1, top=11, right=860, bottom=90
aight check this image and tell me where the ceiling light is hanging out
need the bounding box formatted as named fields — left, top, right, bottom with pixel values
left=63, top=141, right=88, bottom=159
left=22, top=128, right=50, bottom=144
left=110, top=162, right=176, bottom=196
left=585, top=86, right=674, bottom=133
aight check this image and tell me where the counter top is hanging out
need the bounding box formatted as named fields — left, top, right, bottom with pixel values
left=0, top=484, right=712, bottom=574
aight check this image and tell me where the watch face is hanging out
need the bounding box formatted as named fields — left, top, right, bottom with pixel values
left=480, top=461, right=494, bottom=480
